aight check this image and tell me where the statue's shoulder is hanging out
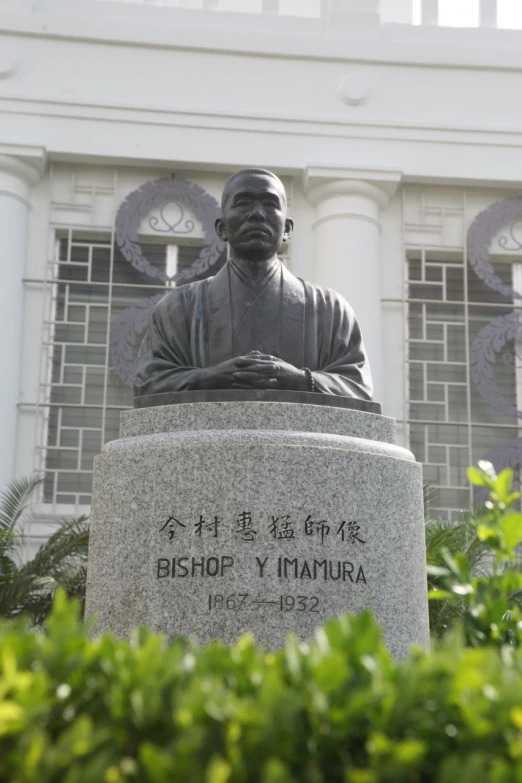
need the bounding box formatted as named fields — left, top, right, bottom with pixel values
left=153, top=276, right=211, bottom=316
left=296, top=276, right=354, bottom=313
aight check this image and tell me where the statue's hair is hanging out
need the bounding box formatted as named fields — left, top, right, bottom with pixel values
left=221, top=168, right=287, bottom=211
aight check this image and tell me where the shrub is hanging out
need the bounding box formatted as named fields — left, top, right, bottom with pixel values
left=0, top=476, right=89, bottom=624
left=1, top=592, right=522, bottom=783
left=424, top=489, right=491, bottom=638
left=3, top=464, right=522, bottom=782
left=427, top=463, right=522, bottom=647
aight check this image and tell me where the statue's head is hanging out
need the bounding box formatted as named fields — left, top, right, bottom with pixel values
left=215, top=168, right=294, bottom=263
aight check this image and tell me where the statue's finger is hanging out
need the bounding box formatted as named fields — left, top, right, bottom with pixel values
left=250, top=353, right=275, bottom=361
left=234, top=357, right=257, bottom=367
left=236, top=354, right=277, bottom=367
left=233, top=372, right=259, bottom=382
left=235, top=361, right=278, bottom=373
left=254, top=363, right=279, bottom=374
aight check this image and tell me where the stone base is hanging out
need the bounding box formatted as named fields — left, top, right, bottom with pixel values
left=85, top=401, right=429, bottom=658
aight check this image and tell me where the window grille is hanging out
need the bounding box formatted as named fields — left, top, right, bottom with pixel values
left=40, top=232, right=226, bottom=507
left=33, top=165, right=294, bottom=513
left=406, top=239, right=520, bottom=520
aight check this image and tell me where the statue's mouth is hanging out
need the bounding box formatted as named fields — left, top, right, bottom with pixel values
left=244, top=228, right=271, bottom=238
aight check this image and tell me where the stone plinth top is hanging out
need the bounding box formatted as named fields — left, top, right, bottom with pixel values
left=120, top=399, right=395, bottom=444
left=134, top=389, right=381, bottom=415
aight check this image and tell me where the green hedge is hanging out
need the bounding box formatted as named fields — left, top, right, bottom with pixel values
left=2, top=592, right=522, bottom=783
left=3, top=463, right=522, bottom=783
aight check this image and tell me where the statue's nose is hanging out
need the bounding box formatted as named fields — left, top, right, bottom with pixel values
left=249, top=203, right=265, bottom=220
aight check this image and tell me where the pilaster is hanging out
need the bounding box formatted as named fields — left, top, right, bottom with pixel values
left=0, top=149, right=45, bottom=490
left=303, top=166, right=402, bottom=407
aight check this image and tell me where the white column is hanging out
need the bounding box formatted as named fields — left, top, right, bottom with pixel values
left=262, top=0, right=279, bottom=13
left=327, top=0, right=380, bottom=28
left=329, top=0, right=379, bottom=10
left=304, top=170, right=400, bottom=406
left=380, top=0, right=414, bottom=24
left=421, top=0, right=439, bottom=25
left=0, top=155, right=40, bottom=491
left=480, top=0, right=497, bottom=28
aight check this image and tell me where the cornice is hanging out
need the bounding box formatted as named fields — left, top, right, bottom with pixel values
left=3, top=8, right=522, bottom=74
left=0, top=146, right=46, bottom=184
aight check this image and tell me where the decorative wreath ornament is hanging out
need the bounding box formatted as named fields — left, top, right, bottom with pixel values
left=109, top=175, right=225, bottom=386
left=467, top=196, right=522, bottom=301
left=467, top=197, right=522, bottom=417
left=469, top=310, right=521, bottom=419
left=467, top=195, right=522, bottom=474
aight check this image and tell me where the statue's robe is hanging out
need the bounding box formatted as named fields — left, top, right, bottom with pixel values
left=134, top=260, right=373, bottom=399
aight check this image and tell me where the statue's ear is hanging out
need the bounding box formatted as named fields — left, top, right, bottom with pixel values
left=215, top=217, right=227, bottom=242
left=282, top=217, right=294, bottom=243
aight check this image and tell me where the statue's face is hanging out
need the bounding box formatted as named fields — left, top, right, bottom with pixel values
left=217, top=173, right=293, bottom=262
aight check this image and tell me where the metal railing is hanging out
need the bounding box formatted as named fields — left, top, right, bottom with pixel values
left=420, top=0, right=498, bottom=27
left=17, top=0, right=522, bottom=30
left=91, top=0, right=326, bottom=17
left=90, top=0, right=517, bottom=29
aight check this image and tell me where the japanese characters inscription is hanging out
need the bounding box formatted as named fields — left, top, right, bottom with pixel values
left=158, top=511, right=367, bottom=546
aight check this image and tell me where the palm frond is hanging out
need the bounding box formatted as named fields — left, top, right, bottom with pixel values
left=0, top=528, right=19, bottom=559
left=0, top=571, right=39, bottom=617
left=425, top=521, right=458, bottom=565
left=423, top=484, right=442, bottom=526
left=0, top=470, right=90, bottom=622
left=0, top=552, right=19, bottom=590
left=424, top=501, right=492, bottom=637
left=0, top=475, right=43, bottom=532
left=19, top=516, right=89, bottom=581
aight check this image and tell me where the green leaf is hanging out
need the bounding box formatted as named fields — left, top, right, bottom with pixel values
left=426, top=565, right=451, bottom=577
left=394, top=739, right=426, bottom=766
left=477, top=524, right=499, bottom=543
left=139, top=743, right=174, bottom=782
left=494, top=469, right=514, bottom=503
left=0, top=700, right=25, bottom=735
left=206, top=757, right=231, bottom=783
left=468, top=466, right=493, bottom=488
left=500, top=511, right=522, bottom=553
left=441, top=549, right=466, bottom=579
left=428, top=590, right=453, bottom=600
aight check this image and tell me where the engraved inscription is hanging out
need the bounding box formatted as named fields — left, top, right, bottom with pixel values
left=155, top=510, right=369, bottom=588
left=156, top=556, right=366, bottom=583
left=256, top=556, right=269, bottom=576
left=195, top=515, right=220, bottom=538
left=280, top=595, right=320, bottom=612
left=208, top=593, right=249, bottom=611
left=236, top=511, right=257, bottom=541
left=156, top=556, right=235, bottom=578
left=277, top=557, right=366, bottom=583
left=158, top=511, right=367, bottom=545
left=207, top=594, right=321, bottom=613
left=269, top=515, right=295, bottom=540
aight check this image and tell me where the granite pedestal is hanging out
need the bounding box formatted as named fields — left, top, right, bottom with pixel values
left=85, top=399, right=429, bottom=657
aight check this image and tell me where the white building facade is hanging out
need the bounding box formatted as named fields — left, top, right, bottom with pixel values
left=2, top=0, right=522, bottom=547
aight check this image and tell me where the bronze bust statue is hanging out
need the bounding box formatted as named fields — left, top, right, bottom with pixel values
left=134, top=168, right=373, bottom=401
